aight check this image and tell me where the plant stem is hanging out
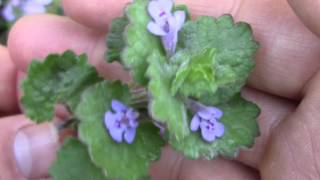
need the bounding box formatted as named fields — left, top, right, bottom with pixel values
left=184, top=98, right=207, bottom=114
left=130, top=86, right=149, bottom=108
left=56, top=118, right=79, bottom=131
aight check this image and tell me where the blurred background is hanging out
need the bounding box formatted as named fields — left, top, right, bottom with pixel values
left=0, top=0, right=63, bottom=44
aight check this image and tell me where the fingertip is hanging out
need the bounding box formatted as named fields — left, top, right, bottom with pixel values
left=0, top=115, right=33, bottom=179
left=8, top=14, right=102, bottom=72
left=62, top=0, right=130, bottom=32
left=14, top=122, right=59, bottom=179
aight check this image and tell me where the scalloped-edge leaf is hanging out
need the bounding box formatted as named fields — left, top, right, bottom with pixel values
left=121, top=0, right=164, bottom=85
left=105, top=16, right=128, bottom=63
left=75, top=81, right=165, bottom=180
left=170, top=94, right=260, bottom=159
left=49, top=138, right=106, bottom=180
left=21, top=51, right=102, bottom=122
left=179, top=15, right=259, bottom=104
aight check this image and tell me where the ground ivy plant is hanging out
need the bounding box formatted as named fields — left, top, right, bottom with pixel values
left=21, top=0, right=260, bottom=179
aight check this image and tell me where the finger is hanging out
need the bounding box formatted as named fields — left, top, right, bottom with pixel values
left=8, top=15, right=130, bottom=82
left=62, top=0, right=320, bottom=100
left=14, top=122, right=59, bottom=179
left=62, top=0, right=129, bottom=32
left=0, top=115, right=31, bottom=179
left=237, top=87, right=296, bottom=168
left=150, top=146, right=259, bottom=180
left=287, top=0, right=320, bottom=37
left=0, top=115, right=59, bottom=179
left=0, top=46, right=19, bottom=114
left=260, top=70, right=320, bottom=179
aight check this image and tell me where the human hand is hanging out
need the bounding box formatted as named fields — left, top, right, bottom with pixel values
left=0, top=46, right=61, bottom=180
left=3, top=0, right=320, bottom=179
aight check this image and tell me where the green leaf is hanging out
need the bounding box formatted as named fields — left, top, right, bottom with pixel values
left=122, top=0, right=164, bottom=85
left=105, top=16, right=129, bottom=63
left=76, top=81, right=165, bottom=180
left=49, top=138, right=106, bottom=180
left=179, top=15, right=259, bottom=103
left=171, top=48, right=218, bottom=98
left=170, top=94, right=260, bottom=159
left=21, top=51, right=102, bottom=122
left=147, top=51, right=189, bottom=141
left=46, top=0, right=64, bottom=15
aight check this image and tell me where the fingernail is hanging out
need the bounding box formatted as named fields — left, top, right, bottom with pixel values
left=13, top=123, right=59, bottom=179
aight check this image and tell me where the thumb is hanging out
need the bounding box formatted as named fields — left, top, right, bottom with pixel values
left=0, top=115, right=60, bottom=180
left=260, top=70, right=320, bottom=179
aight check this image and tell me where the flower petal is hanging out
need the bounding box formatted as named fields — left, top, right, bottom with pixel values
left=161, top=31, right=175, bottom=53
left=173, top=11, right=186, bottom=30
left=167, top=15, right=176, bottom=32
left=22, top=3, right=46, bottom=15
left=2, top=5, right=16, bottom=22
left=158, top=0, right=173, bottom=14
left=161, top=16, right=177, bottom=54
left=215, top=121, right=225, bottom=137
left=148, top=1, right=162, bottom=20
left=201, top=127, right=216, bottom=142
left=190, top=115, right=201, bottom=131
left=11, top=0, right=20, bottom=6
left=33, top=0, right=53, bottom=5
left=126, top=108, right=139, bottom=119
left=207, top=107, right=223, bottom=119
left=200, top=119, right=209, bottom=130
left=104, top=111, right=116, bottom=129
left=111, top=99, right=127, bottom=113
left=109, top=128, right=124, bottom=143
left=129, top=120, right=138, bottom=128
left=124, top=128, right=136, bottom=144
left=113, top=112, right=124, bottom=121
left=147, top=22, right=167, bottom=36
left=197, top=109, right=212, bottom=120
left=126, top=108, right=139, bottom=128
left=148, top=0, right=173, bottom=21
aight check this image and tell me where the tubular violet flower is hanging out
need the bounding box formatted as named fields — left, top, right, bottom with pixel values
left=190, top=106, right=225, bottom=142
left=104, top=100, right=139, bottom=144
left=147, top=0, right=186, bottom=56
left=2, top=0, right=52, bottom=22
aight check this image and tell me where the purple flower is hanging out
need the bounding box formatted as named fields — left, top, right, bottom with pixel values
left=104, top=100, right=139, bottom=144
left=2, top=0, right=52, bottom=22
left=190, top=106, right=225, bottom=142
left=147, top=0, right=186, bottom=55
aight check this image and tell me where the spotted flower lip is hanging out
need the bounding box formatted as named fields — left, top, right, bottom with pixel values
left=190, top=106, right=225, bottom=142
left=147, top=0, right=186, bottom=55
left=104, top=100, right=139, bottom=144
